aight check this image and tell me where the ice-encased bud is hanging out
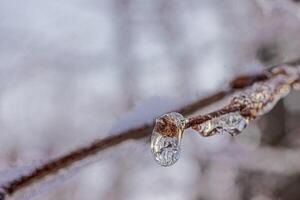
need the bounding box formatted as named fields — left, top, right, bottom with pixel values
left=151, top=112, right=186, bottom=167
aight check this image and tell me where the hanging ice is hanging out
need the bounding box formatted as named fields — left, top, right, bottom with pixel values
left=151, top=112, right=186, bottom=166
left=192, top=112, right=248, bottom=137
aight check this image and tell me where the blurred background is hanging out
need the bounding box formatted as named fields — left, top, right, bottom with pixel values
left=0, top=0, right=300, bottom=199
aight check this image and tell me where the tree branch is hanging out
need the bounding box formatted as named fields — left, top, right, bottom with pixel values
left=1, top=59, right=300, bottom=199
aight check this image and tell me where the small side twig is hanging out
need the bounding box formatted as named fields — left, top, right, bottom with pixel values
left=1, top=59, right=300, bottom=199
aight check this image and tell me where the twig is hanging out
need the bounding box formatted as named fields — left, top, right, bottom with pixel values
left=1, top=59, right=300, bottom=199
left=186, top=65, right=300, bottom=131
left=153, top=63, right=299, bottom=141
left=151, top=61, right=300, bottom=167
left=0, top=93, right=230, bottom=198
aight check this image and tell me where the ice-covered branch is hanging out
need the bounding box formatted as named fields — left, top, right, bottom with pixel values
left=1, top=59, right=300, bottom=199
left=151, top=62, right=300, bottom=166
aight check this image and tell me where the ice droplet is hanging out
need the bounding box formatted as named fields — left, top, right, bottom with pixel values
left=151, top=132, right=181, bottom=166
left=151, top=112, right=186, bottom=166
left=192, top=112, right=248, bottom=137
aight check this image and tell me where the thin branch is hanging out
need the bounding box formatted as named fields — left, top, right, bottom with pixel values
left=1, top=91, right=229, bottom=198
left=0, top=93, right=230, bottom=198
left=151, top=61, right=299, bottom=168
left=1, top=59, right=300, bottom=199
left=186, top=65, right=300, bottom=131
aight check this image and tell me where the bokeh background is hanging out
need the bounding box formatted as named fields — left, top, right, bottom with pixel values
left=1, top=0, right=300, bottom=199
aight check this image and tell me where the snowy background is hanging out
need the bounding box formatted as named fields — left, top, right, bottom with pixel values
left=1, top=0, right=300, bottom=199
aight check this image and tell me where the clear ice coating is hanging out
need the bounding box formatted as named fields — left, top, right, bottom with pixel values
left=151, top=112, right=186, bottom=167
left=151, top=132, right=181, bottom=166
left=192, top=112, right=248, bottom=137
left=232, top=75, right=291, bottom=117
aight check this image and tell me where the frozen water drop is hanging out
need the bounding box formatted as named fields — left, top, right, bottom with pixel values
left=150, top=112, right=186, bottom=166
left=151, top=132, right=181, bottom=166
